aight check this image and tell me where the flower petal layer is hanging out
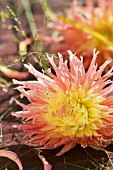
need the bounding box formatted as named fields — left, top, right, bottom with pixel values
left=12, top=50, right=113, bottom=155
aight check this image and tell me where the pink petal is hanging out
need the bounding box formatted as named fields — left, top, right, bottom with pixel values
left=0, top=149, right=23, bottom=170
left=38, top=154, right=52, bottom=170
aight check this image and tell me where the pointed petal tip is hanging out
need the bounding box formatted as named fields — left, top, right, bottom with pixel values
left=93, top=48, right=99, bottom=56
left=12, top=79, right=23, bottom=85
left=12, top=79, right=18, bottom=83
left=56, top=152, right=62, bottom=157
left=67, top=50, right=73, bottom=55
left=24, top=63, right=30, bottom=68
left=58, top=52, right=62, bottom=58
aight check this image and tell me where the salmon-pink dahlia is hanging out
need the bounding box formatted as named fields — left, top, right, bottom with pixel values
left=12, top=49, right=113, bottom=156
left=43, top=0, right=113, bottom=69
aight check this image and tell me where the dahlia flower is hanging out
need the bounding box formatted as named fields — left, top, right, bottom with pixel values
left=12, top=49, right=113, bottom=156
left=43, top=0, right=113, bottom=69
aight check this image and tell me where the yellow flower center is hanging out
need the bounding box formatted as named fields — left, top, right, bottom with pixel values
left=92, top=17, right=113, bottom=46
left=44, top=85, right=108, bottom=138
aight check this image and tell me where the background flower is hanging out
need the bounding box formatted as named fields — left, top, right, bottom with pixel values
left=12, top=49, right=113, bottom=156
left=43, top=0, right=113, bottom=69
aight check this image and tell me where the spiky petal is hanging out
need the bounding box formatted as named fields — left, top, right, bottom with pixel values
left=12, top=49, right=113, bottom=156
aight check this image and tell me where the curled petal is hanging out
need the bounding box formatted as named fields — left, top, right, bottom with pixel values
left=0, top=149, right=23, bottom=170
left=19, top=38, right=34, bottom=55
left=0, top=65, right=29, bottom=80
left=38, top=154, right=52, bottom=170
left=56, top=141, right=76, bottom=156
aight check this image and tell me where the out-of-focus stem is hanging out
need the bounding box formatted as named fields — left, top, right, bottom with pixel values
left=39, top=0, right=55, bottom=20
left=21, top=0, right=36, bottom=37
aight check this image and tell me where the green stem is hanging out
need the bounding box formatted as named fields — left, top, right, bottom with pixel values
left=39, top=0, right=55, bottom=20
left=21, top=0, right=36, bottom=37
left=0, top=106, right=14, bottom=120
